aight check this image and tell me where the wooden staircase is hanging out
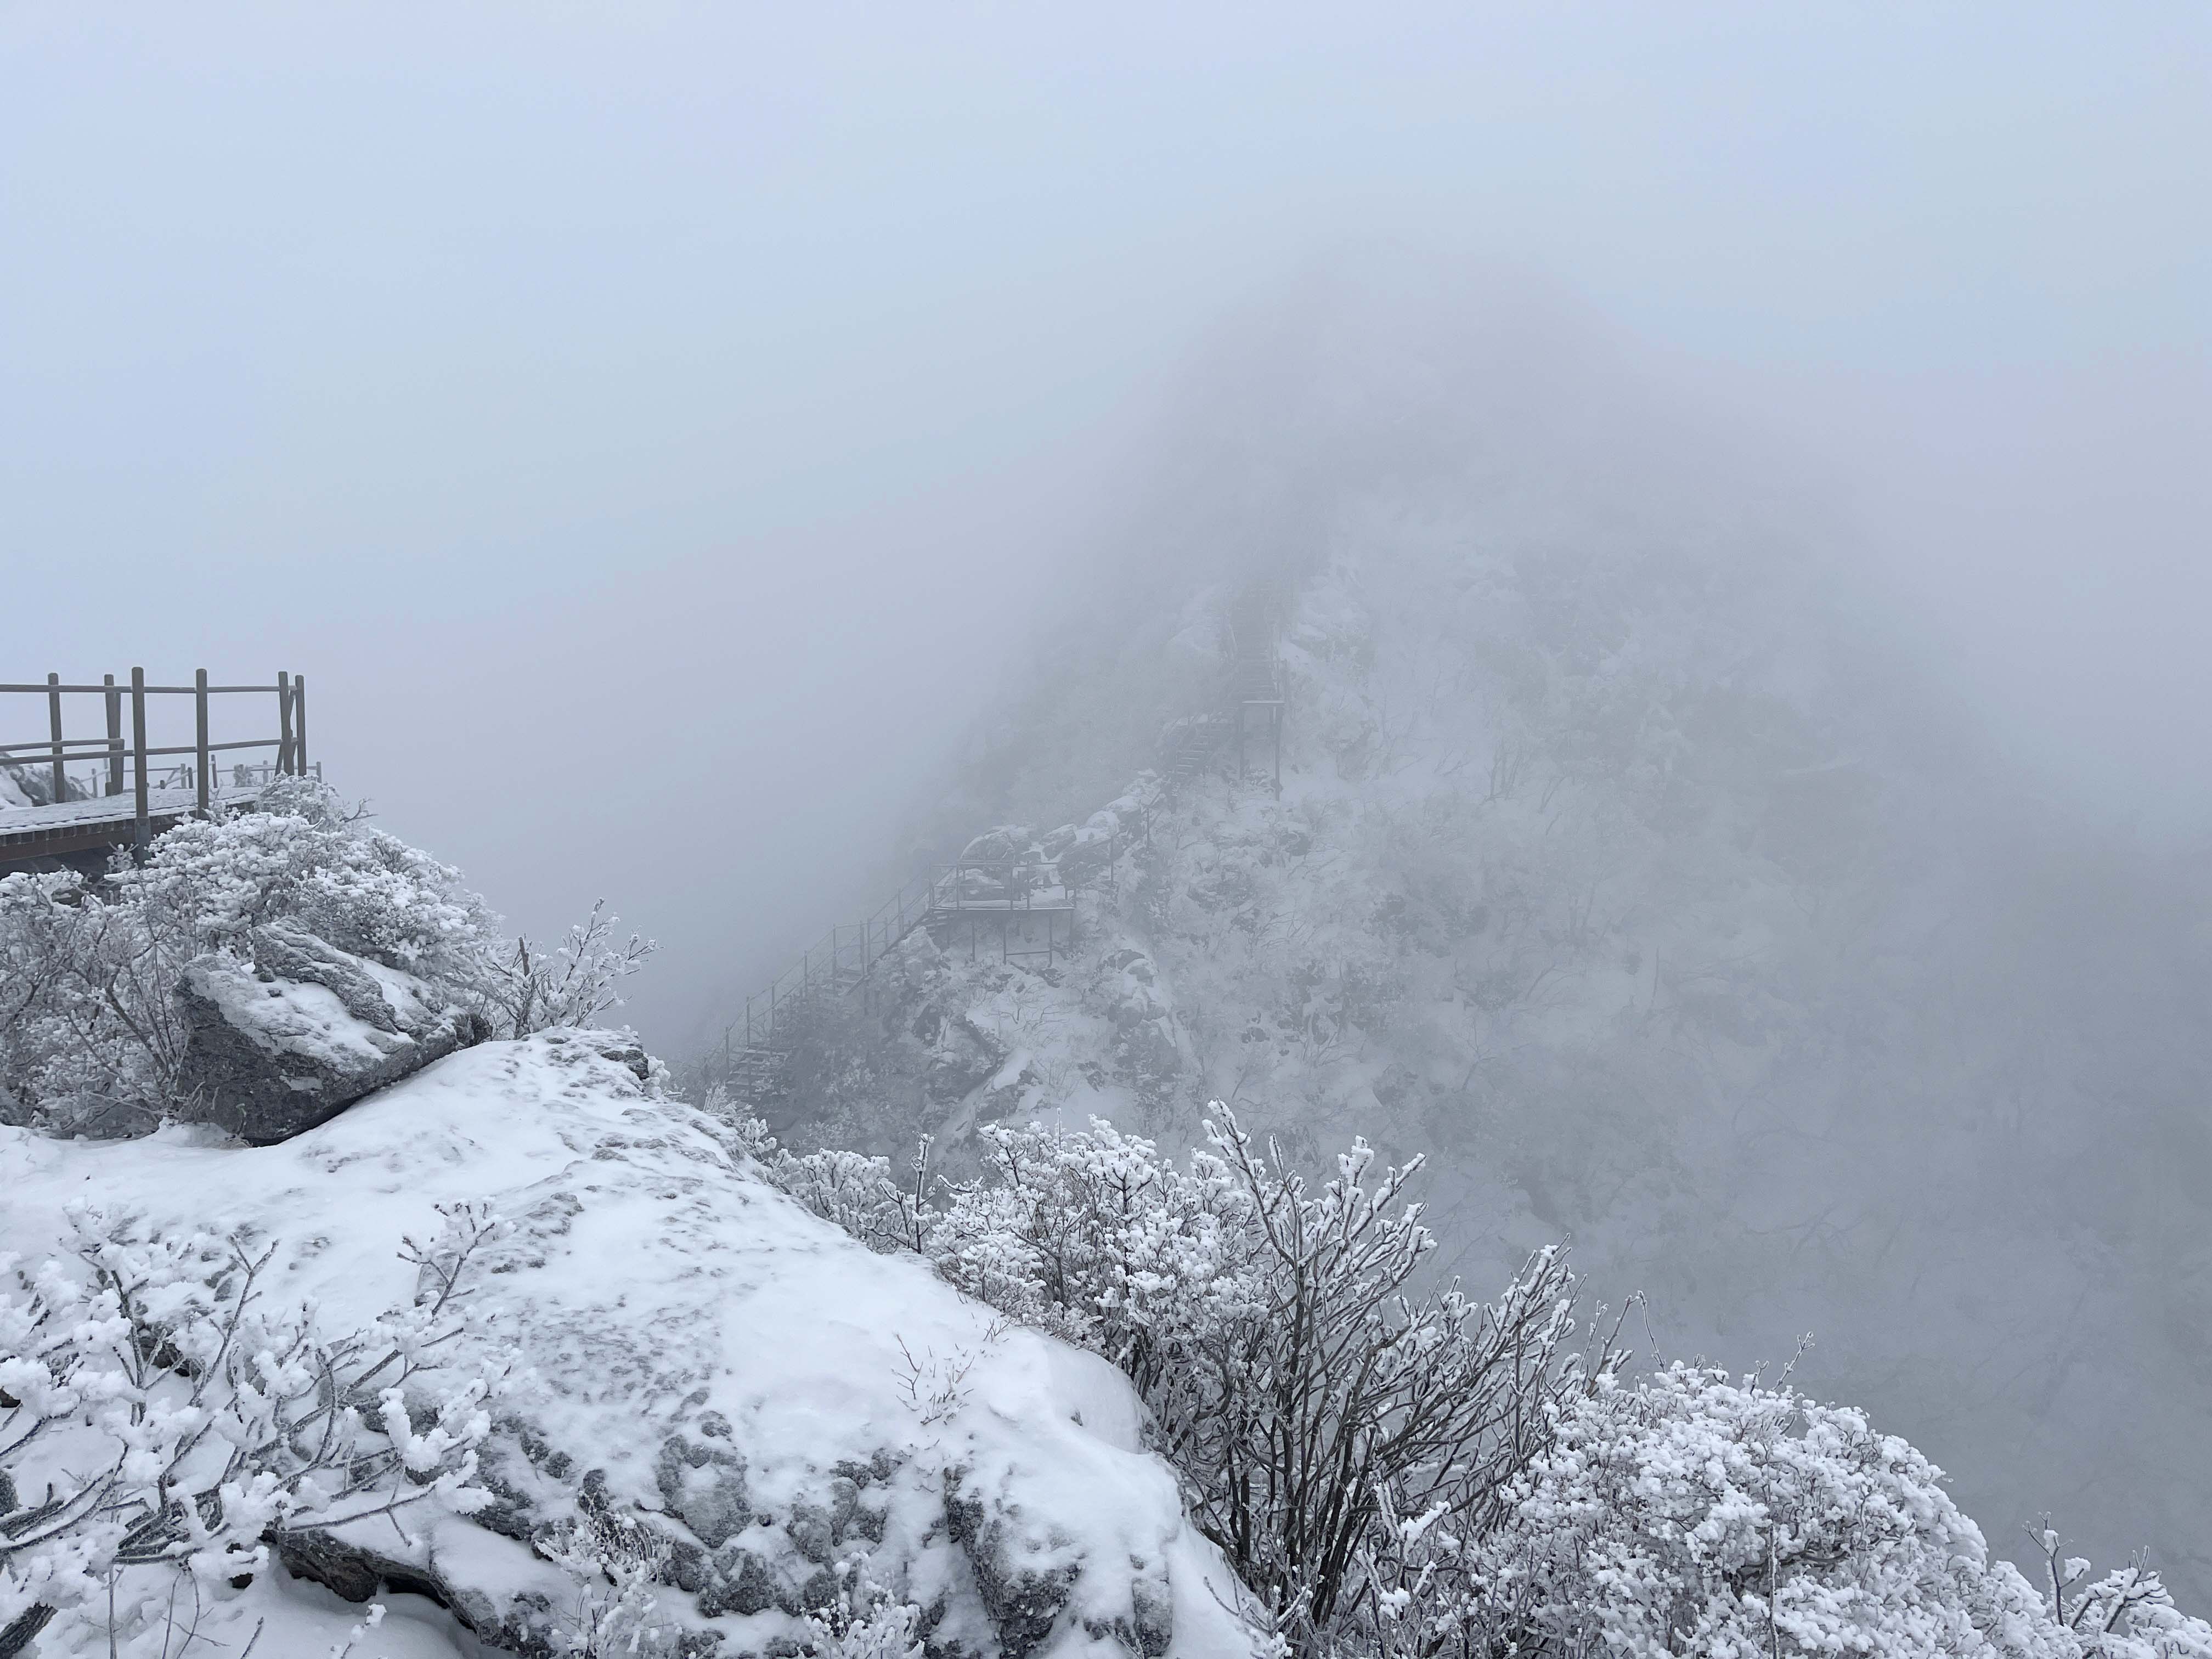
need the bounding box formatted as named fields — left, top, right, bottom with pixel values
left=1163, top=577, right=1290, bottom=794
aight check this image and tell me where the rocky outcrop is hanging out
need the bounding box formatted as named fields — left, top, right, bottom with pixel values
left=171, top=924, right=485, bottom=1143
left=0, top=1033, right=1255, bottom=1659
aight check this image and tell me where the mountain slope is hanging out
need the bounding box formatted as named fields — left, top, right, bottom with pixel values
left=746, top=289, right=2212, bottom=1605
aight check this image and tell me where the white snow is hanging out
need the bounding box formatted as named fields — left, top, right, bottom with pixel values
left=0, top=1031, right=1257, bottom=1659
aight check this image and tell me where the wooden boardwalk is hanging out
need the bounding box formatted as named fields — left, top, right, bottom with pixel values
left=2, top=669, right=311, bottom=870
left=0, top=782, right=277, bottom=865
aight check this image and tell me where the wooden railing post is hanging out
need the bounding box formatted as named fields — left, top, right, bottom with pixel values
left=293, top=675, right=308, bottom=774
left=46, top=673, right=64, bottom=804
left=104, top=674, right=122, bottom=796
left=129, top=667, right=150, bottom=859
left=276, top=671, right=294, bottom=775
left=194, top=669, right=211, bottom=818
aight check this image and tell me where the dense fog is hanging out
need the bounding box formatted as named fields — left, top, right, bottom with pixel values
left=5, top=0, right=2210, bottom=1635
left=5, top=5, right=2204, bottom=1052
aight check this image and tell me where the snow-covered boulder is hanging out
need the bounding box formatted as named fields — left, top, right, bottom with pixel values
left=957, top=827, right=1037, bottom=868
left=171, top=924, right=484, bottom=1143
left=1054, top=830, right=1114, bottom=891
left=0, top=1031, right=1254, bottom=1659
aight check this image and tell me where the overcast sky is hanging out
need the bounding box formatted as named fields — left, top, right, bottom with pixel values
left=3, top=3, right=2205, bottom=1049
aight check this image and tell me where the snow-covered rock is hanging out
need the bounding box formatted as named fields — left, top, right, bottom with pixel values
left=0, top=1030, right=1254, bottom=1659
left=171, top=924, right=483, bottom=1143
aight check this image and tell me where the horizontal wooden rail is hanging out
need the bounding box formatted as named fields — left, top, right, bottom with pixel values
left=0, top=682, right=287, bottom=696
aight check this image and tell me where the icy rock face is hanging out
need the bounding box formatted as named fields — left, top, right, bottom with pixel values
left=0, top=1031, right=1252, bottom=1659
left=171, top=923, right=484, bottom=1143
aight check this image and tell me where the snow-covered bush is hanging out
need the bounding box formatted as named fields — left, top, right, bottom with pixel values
left=533, top=1498, right=680, bottom=1657
left=774, top=1139, right=936, bottom=1256
left=1008, top=1112, right=1599, bottom=1633
left=133, top=777, right=498, bottom=981
left=754, top=1105, right=1607, bottom=1639
left=1439, top=1363, right=2212, bottom=1659
left=472, top=896, right=657, bottom=1042
left=0, top=868, right=193, bottom=1128
left=746, top=1104, right=2212, bottom=1657
left=0, top=783, right=651, bottom=1131
left=2023, top=1528, right=2212, bottom=1659
left=0, top=1200, right=510, bottom=1658
left=802, top=1565, right=927, bottom=1659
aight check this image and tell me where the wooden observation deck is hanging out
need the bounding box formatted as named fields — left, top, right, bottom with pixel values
left=1, top=669, right=313, bottom=871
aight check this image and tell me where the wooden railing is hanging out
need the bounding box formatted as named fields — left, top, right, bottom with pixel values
left=1, top=669, right=311, bottom=854
left=723, top=855, right=1077, bottom=1048
left=701, top=783, right=1161, bottom=1094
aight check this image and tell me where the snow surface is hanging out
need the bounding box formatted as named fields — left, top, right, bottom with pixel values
left=0, top=782, right=261, bottom=830
left=1, top=1032, right=1256, bottom=1659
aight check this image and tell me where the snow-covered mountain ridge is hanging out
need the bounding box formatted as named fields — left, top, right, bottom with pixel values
left=759, top=478, right=2212, bottom=1607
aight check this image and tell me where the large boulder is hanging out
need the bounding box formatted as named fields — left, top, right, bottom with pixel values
left=172, top=924, right=484, bottom=1143
left=1054, top=830, right=1114, bottom=891
left=958, top=825, right=1038, bottom=868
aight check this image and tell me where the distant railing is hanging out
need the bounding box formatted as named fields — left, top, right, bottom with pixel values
left=1, top=669, right=311, bottom=854
left=726, top=856, right=1071, bottom=1048
left=703, top=778, right=1165, bottom=1093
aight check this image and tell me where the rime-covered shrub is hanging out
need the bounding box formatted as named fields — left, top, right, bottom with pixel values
left=773, top=1142, right=936, bottom=1256
left=134, top=776, right=497, bottom=978
left=0, top=868, right=193, bottom=1126
left=0, top=784, right=650, bottom=1130
left=747, top=1108, right=2212, bottom=1658
left=534, top=1498, right=682, bottom=1657
left=471, top=897, right=657, bottom=1041
left=803, top=1568, right=928, bottom=1659
left=1434, top=1363, right=2051, bottom=1658
left=1409, top=1362, right=2212, bottom=1659
left=755, top=1107, right=1605, bottom=1635
left=0, top=1203, right=509, bottom=1658
left=927, top=1116, right=1254, bottom=1367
